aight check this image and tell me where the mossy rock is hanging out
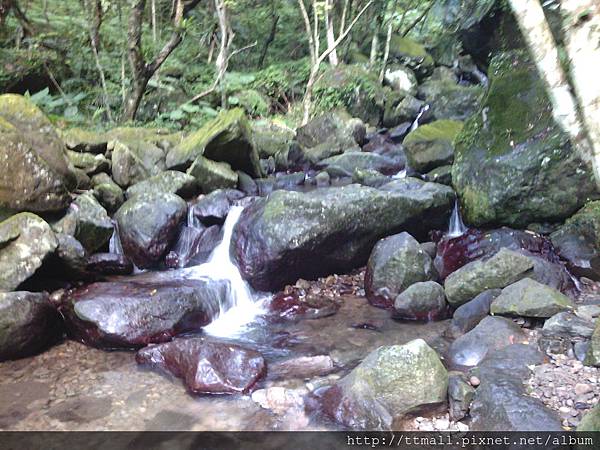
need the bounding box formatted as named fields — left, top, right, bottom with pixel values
left=452, top=51, right=598, bottom=227
left=403, top=120, right=463, bottom=172
left=187, top=156, right=238, bottom=193
left=251, top=118, right=296, bottom=159
left=126, top=171, right=199, bottom=200
left=418, top=80, right=483, bottom=121
left=578, top=403, right=600, bottom=431
left=388, top=36, right=435, bottom=79
left=92, top=173, right=124, bottom=213
left=61, top=128, right=108, bottom=154
left=166, top=108, right=261, bottom=177
left=230, top=89, right=270, bottom=117
left=584, top=321, right=600, bottom=367
left=109, top=139, right=166, bottom=188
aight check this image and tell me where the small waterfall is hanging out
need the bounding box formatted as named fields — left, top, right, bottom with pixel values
left=185, top=205, right=267, bottom=337
left=448, top=199, right=467, bottom=238
left=109, top=223, right=123, bottom=255
left=187, top=202, right=202, bottom=229
left=411, top=104, right=430, bottom=132
left=392, top=169, right=407, bottom=179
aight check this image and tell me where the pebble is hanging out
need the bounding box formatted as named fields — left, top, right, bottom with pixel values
left=469, top=376, right=480, bottom=387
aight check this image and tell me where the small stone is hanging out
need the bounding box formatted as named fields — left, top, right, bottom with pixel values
left=575, top=383, right=592, bottom=395
left=469, top=376, right=480, bottom=387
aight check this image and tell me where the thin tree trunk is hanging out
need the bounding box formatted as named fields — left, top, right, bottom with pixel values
left=258, top=12, right=279, bottom=68
left=325, top=0, right=338, bottom=66
left=151, top=0, right=157, bottom=43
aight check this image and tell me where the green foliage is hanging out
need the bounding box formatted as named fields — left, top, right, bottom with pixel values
left=25, top=88, right=88, bottom=123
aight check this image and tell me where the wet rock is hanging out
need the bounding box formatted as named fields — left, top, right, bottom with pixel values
left=166, top=108, right=261, bottom=177
left=0, top=94, right=75, bottom=213
left=426, top=165, right=452, bottom=185
left=366, top=232, right=437, bottom=309
left=136, top=337, right=266, bottom=395
left=0, top=291, right=63, bottom=361
left=578, top=403, right=600, bottom=431
left=126, top=171, right=199, bottom=200
left=351, top=169, right=390, bottom=188
left=317, top=151, right=403, bottom=177
left=383, top=95, right=424, bottom=128
left=166, top=225, right=221, bottom=268
left=251, top=387, right=306, bottom=415
left=60, top=274, right=229, bottom=348
left=52, top=192, right=113, bottom=254
left=470, top=344, right=562, bottom=431
left=444, top=248, right=534, bottom=307
left=383, top=66, right=418, bottom=95
left=189, top=190, right=245, bottom=227
left=447, top=316, right=526, bottom=369
left=234, top=181, right=454, bottom=291
left=585, top=322, right=600, bottom=367
left=187, top=156, right=238, bottom=193
left=448, top=372, right=475, bottom=421
left=55, top=233, right=87, bottom=275
left=269, top=355, right=335, bottom=380
left=453, top=51, right=597, bottom=227
left=392, top=281, right=447, bottom=321
left=91, top=173, right=124, bottom=213
left=61, top=128, right=107, bottom=154
left=491, top=278, right=574, bottom=318
left=418, top=80, right=483, bottom=121
left=67, top=150, right=110, bottom=176
left=269, top=292, right=340, bottom=321
left=0, top=213, right=58, bottom=291
left=388, top=36, right=435, bottom=79
left=110, top=139, right=165, bottom=188
left=320, top=339, right=448, bottom=430
left=296, top=111, right=365, bottom=165
left=446, top=289, right=501, bottom=338
left=543, top=312, right=595, bottom=339
left=403, top=120, right=463, bottom=173
left=115, top=192, right=187, bottom=269
left=85, top=253, right=134, bottom=276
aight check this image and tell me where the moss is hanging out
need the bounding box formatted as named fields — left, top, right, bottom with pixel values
left=404, top=120, right=464, bottom=145
left=230, top=89, right=269, bottom=117
left=390, top=36, right=434, bottom=63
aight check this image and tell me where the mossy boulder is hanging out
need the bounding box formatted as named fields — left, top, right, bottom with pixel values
left=126, top=171, right=199, bottom=200
left=67, top=150, right=110, bottom=176
left=91, top=173, right=124, bottom=213
left=393, top=281, right=447, bottom=321
left=584, top=321, right=600, bottom=367
left=388, top=36, right=435, bottom=79
left=166, top=108, right=262, bottom=177
left=320, top=339, right=448, bottom=430
left=0, top=94, right=75, bottom=213
left=187, top=156, right=238, bottom=193
left=251, top=118, right=296, bottom=159
left=109, top=139, right=166, bottom=188
left=490, top=278, right=574, bottom=318
left=383, top=94, right=424, bottom=128
left=403, top=120, right=463, bottom=172
left=0, top=213, right=58, bottom=291
left=312, top=64, right=388, bottom=125
left=452, top=51, right=597, bottom=227
left=61, top=128, right=108, bottom=154
left=317, top=151, right=402, bottom=178
left=578, top=403, right=600, bottom=431
left=230, top=89, right=270, bottom=117
left=418, top=80, right=483, bottom=121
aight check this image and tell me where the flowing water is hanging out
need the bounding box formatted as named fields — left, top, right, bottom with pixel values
left=411, top=104, right=430, bottom=131
left=447, top=199, right=468, bottom=238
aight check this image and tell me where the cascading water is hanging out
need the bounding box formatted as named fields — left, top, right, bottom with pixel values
left=109, top=222, right=124, bottom=255
left=184, top=205, right=267, bottom=337
left=447, top=199, right=468, bottom=238
left=411, top=104, right=430, bottom=131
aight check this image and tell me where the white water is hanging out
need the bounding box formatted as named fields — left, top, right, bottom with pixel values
left=185, top=205, right=267, bottom=337
left=109, top=223, right=123, bottom=255
left=411, top=104, right=430, bottom=131
left=392, top=169, right=407, bottom=179
left=448, top=199, right=468, bottom=238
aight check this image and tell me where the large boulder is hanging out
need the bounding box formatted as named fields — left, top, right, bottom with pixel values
left=233, top=180, right=454, bottom=291
left=166, top=108, right=261, bottom=177
left=585, top=321, right=600, bottom=367
left=490, top=278, right=574, bottom=318
left=320, top=339, right=448, bottom=430
left=187, top=156, right=239, bottom=193
left=66, top=150, right=110, bottom=176
left=0, top=213, right=58, bottom=291
left=0, top=94, right=75, bottom=214
left=60, top=274, right=229, bottom=349
left=417, top=80, right=483, bottom=121
left=447, top=316, right=526, bottom=369
left=403, top=120, right=463, bottom=172
left=251, top=118, right=296, bottom=159
left=365, top=232, right=437, bottom=309
left=388, top=36, right=435, bottom=79
left=114, top=192, right=187, bottom=269
left=317, top=151, right=403, bottom=178
left=453, top=51, right=597, bottom=227
left=0, top=291, right=63, bottom=361
left=444, top=248, right=534, bottom=307
left=109, top=139, right=166, bottom=188
left=136, top=338, right=266, bottom=395
left=126, top=170, right=199, bottom=200
left=52, top=193, right=113, bottom=254
left=393, top=281, right=447, bottom=321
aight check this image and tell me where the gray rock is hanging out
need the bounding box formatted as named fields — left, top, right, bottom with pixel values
left=126, top=171, right=199, bottom=200
left=393, top=281, right=447, bottom=321
left=91, top=173, right=124, bottom=213
left=447, top=289, right=501, bottom=338
left=543, top=312, right=595, bottom=339
left=110, top=139, right=166, bottom=188
left=187, top=156, right=238, bottom=193
left=585, top=321, right=600, bottom=367
left=448, top=372, right=475, bottom=421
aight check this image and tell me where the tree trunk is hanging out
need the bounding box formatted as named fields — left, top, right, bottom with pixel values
left=325, top=0, right=338, bottom=66
left=258, top=8, right=279, bottom=68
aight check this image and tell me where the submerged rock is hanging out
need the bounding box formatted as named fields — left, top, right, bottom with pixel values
left=60, top=274, right=229, bottom=349
left=491, top=278, right=574, bottom=318
left=320, top=339, right=448, bottom=430
left=0, top=213, right=58, bottom=291
left=403, top=120, right=463, bottom=173
left=447, top=316, right=526, bottom=369
left=0, top=94, right=75, bottom=213
left=115, top=192, right=187, bottom=269
left=392, top=281, right=447, bottom=321
left=126, top=171, right=199, bottom=200
left=234, top=180, right=454, bottom=291
left=444, top=248, right=534, bottom=307
left=365, top=232, right=437, bottom=309
left=453, top=51, right=597, bottom=227
left=0, top=291, right=63, bottom=361
left=136, top=338, right=266, bottom=395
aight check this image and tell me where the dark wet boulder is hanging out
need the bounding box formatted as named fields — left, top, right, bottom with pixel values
left=446, top=289, right=501, bottom=338
left=234, top=181, right=454, bottom=291
left=85, top=253, right=134, bottom=276
left=165, top=225, right=222, bottom=269
left=320, top=339, right=447, bottom=430
left=91, top=173, right=124, bottom=213
left=189, top=189, right=245, bottom=227
left=317, top=151, right=403, bottom=177
left=187, top=156, right=238, bottom=193
left=115, top=192, right=187, bottom=269
left=365, top=232, right=437, bottom=309
left=60, top=274, right=229, bottom=349
left=402, top=120, right=463, bottom=173
left=417, top=80, right=483, bottom=121
left=54, top=233, right=87, bottom=276
left=447, top=316, right=526, bottom=369
left=392, top=281, right=447, bottom=321
left=0, top=94, right=75, bottom=213
left=0, top=213, right=58, bottom=291
left=126, top=171, right=199, bottom=200
left=444, top=248, right=534, bottom=307
left=550, top=201, right=600, bottom=280
left=166, top=108, right=261, bottom=177
left=453, top=51, right=597, bottom=227
left=491, top=278, right=574, bottom=318
left=0, top=291, right=63, bottom=361
left=426, top=165, right=452, bottom=185
left=109, top=139, right=166, bottom=188
left=136, top=338, right=266, bottom=395
left=470, top=344, right=562, bottom=431
left=52, top=192, right=113, bottom=254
